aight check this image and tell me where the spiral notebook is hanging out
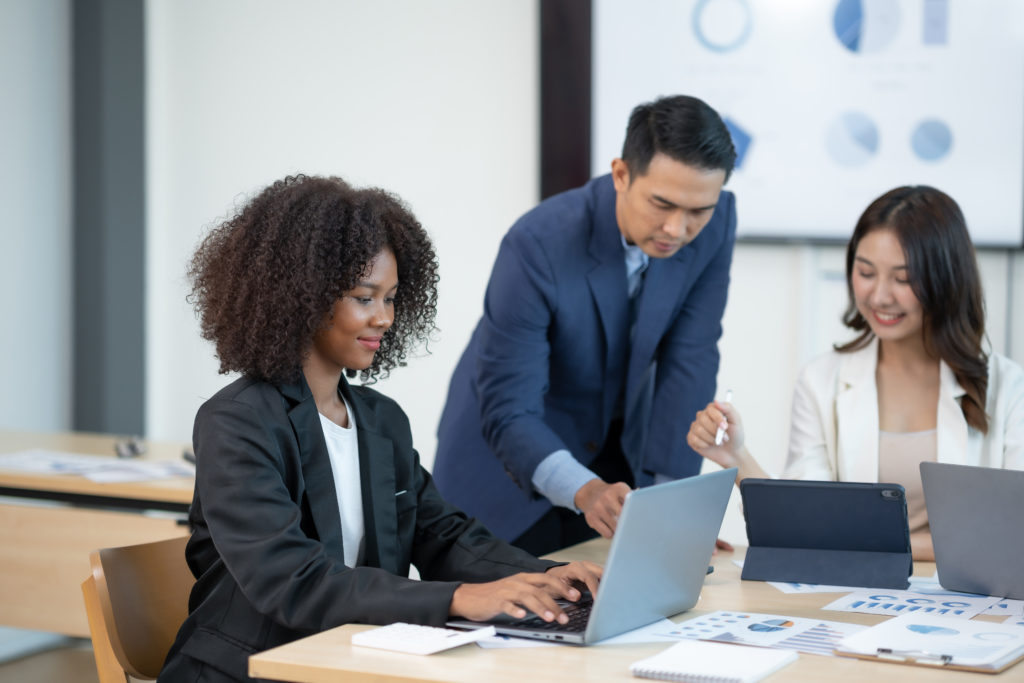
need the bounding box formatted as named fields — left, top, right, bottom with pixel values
left=630, top=640, right=797, bottom=682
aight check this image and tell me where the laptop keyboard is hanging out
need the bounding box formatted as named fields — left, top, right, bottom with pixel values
left=513, top=592, right=593, bottom=633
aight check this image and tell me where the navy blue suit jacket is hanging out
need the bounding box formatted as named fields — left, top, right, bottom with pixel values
left=434, top=174, right=737, bottom=541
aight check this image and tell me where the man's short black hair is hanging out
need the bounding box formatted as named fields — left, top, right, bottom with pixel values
left=621, top=95, right=736, bottom=182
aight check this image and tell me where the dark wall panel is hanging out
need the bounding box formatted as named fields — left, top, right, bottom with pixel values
left=540, top=0, right=592, bottom=199
left=73, top=0, right=146, bottom=434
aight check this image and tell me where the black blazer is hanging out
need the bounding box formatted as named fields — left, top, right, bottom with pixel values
left=159, top=375, right=553, bottom=683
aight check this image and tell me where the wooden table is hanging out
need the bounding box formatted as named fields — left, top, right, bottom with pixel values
left=0, top=431, right=193, bottom=637
left=249, top=540, right=1018, bottom=682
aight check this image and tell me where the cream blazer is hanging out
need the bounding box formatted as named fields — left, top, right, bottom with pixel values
left=783, top=337, right=1024, bottom=482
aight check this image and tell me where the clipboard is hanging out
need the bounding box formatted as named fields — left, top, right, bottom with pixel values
left=739, top=479, right=912, bottom=589
left=833, top=614, right=1024, bottom=674
left=834, top=647, right=1024, bottom=674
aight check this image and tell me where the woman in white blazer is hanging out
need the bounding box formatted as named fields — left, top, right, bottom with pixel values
left=688, top=186, right=1024, bottom=560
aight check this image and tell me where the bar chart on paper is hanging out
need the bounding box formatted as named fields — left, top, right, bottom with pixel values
left=824, top=590, right=1002, bottom=619
left=774, top=622, right=862, bottom=657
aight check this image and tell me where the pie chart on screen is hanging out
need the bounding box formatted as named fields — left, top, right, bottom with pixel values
left=826, top=111, right=879, bottom=167
left=833, top=0, right=901, bottom=53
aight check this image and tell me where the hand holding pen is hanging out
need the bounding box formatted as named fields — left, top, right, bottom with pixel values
left=688, top=392, right=770, bottom=485
left=686, top=391, right=746, bottom=470
left=714, top=389, right=733, bottom=445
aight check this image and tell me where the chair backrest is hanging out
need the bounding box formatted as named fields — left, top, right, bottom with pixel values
left=82, top=535, right=194, bottom=682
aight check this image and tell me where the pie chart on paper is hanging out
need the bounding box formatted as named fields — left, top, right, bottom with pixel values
left=747, top=618, right=794, bottom=633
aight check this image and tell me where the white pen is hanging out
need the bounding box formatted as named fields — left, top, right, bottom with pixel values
left=714, top=389, right=733, bottom=445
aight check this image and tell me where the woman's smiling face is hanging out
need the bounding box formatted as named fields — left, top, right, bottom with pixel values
left=851, top=228, right=924, bottom=344
left=309, top=248, right=398, bottom=373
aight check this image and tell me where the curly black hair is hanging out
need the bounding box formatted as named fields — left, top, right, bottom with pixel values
left=188, top=174, right=439, bottom=384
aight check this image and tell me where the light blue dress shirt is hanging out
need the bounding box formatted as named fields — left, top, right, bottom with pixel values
left=530, top=236, right=649, bottom=511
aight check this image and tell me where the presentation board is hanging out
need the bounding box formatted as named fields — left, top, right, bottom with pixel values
left=593, top=0, right=1024, bottom=246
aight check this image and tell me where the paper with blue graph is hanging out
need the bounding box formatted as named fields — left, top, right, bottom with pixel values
left=835, top=613, right=1024, bottom=672
left=823, top=589, right=1001, bottom=618
left=660, top=611, right=865, bottom=657
left=984, top=600, right=1024, bottom=617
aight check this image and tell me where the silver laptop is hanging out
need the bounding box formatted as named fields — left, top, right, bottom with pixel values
left=920, top=462, right=1024, bottom=599
left=447, top=467, right=736, bottom=644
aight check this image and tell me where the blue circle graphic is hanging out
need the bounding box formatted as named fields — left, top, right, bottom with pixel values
left=826, top=111, right=879, bottom=167
left=693, top=0, right=752, bottom=53
left=833, top=0, right=863, bottom=51
left=973, top=632, right=1017, bottom=642
left=912, top=119, right=953, bottom=162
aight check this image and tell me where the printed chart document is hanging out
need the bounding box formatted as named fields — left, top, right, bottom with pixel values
left=768, top=581, right=859, bottom=594
left=660, top=611, right=864, bottom=657
left=835, top=613, right=1024, bottom=673
left=0, top=449, right=194, bottom=482
left=823, top=589, right=1001, bottom=619
left=984, top=600, right=1024, bottom=617
left=630, top=639, right=796, bottom=682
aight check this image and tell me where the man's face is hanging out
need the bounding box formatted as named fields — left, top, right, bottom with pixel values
left=612, top=153, right=726, bottom=259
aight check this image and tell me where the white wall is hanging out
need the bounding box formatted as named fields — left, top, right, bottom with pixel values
left=1, top=0, right=1019, bottom=548
left=2, top=0, right=1017, bottom=547
left=0, top=0, right=71, bottom=432
left=145, top=1, right=539, bottom=464
left=144, top=2, right=1024, bottom=547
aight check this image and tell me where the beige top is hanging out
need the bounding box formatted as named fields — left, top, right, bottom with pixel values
left=878, top=429, right=937, bottom=533
left=784, top=340, right=1024, bottom=483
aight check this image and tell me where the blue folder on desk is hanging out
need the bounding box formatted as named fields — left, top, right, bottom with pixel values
left=739, top=479, right=912, bottom=589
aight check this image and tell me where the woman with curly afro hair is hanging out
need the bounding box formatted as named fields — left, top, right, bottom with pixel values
left=159, top=175, right=601, bottom=683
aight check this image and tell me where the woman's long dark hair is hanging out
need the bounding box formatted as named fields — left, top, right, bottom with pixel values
left=836, top=186, right=989, bottom=433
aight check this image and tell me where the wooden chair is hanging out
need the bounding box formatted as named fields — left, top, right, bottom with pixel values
left=81, top=535, right=194, bottom=682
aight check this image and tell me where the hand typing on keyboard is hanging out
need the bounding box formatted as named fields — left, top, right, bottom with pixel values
left=448, top=560, right=602, bottom=625
left=515, top=590, right=594, bottom=632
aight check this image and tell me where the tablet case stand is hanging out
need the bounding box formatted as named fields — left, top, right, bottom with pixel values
left=740, top=479, right=912, bottom=589
left=743, top=546, right=911, bottom=589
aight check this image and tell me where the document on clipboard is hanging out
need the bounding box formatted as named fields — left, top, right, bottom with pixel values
left=834, top=613, right=1024, bottom=673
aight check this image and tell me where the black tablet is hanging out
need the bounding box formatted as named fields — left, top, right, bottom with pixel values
left=739, top=479, right=912, bottom=589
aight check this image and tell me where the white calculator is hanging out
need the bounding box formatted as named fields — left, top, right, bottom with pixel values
left=350, top=622, right=496, bottom=655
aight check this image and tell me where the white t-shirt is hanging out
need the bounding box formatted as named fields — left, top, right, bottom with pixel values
left=319, top=399, right=365, bottom=568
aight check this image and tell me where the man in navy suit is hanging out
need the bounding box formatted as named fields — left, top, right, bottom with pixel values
left=434, top=95, right=738, bottom=555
